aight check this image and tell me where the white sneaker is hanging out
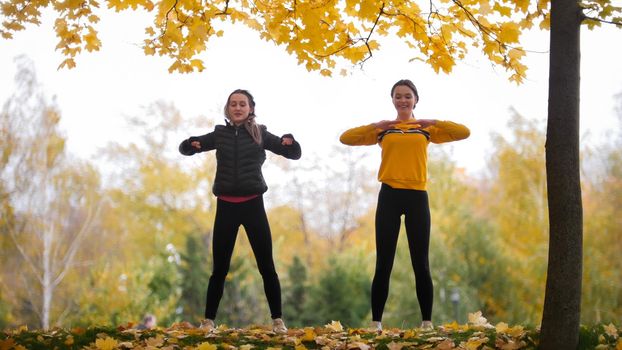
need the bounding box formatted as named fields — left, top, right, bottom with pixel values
left=420, top=320, right=433, bottom=330
left=272, top=318, right=288, bottom=334
left=199, top=319, right=215, bottom=331
left=370, top=321, right=382, bottom=332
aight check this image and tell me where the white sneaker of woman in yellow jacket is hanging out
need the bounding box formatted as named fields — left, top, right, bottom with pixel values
left=369, top=320, right=433, bottom=332
left=198, top=318, right=288, bottom=334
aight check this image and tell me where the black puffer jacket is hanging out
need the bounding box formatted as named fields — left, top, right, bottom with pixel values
left=179, top=123, right=301, bottom=196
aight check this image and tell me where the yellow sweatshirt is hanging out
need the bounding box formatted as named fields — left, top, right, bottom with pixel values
left=339, top=120, right=470, bottom=190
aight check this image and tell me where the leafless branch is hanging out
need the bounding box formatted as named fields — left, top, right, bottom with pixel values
left=583, top=16, right=622, bottom=27
left=53, top=197, right=107, bottom=287
left=7, top=217, right=43, bottom=284
left=216, top=0, right=230, bottom=15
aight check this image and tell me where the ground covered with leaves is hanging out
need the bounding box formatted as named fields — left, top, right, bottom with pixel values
left=1, top=313, right=621, bottom=350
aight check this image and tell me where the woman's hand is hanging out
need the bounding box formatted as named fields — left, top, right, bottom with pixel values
left=402, top=119, right=437, bottom=129
left=414, top=119, right=437, bottom=128
left=281, top=137, right=293, bottom=146
left=191, top=140, right=201, bottom=149
left=374, top=120, right=397, bottom=131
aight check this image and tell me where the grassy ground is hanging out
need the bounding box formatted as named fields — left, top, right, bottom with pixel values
left=1, top=317, right=620, bottom=349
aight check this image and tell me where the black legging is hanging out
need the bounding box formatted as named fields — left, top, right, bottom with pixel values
left=204, top=196, right=282, bottom=320
left=371, top=183, right=433, bottom=322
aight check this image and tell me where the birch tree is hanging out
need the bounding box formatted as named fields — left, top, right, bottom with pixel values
left=0, top=56, right=105, bottom=329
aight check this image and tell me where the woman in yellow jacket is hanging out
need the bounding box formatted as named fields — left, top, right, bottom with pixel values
left=340, top=79, right=470, bottom=331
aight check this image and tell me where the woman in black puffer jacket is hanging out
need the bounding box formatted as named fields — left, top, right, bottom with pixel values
left=179, top=89, right=301, bottom=334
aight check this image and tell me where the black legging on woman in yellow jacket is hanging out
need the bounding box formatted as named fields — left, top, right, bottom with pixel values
left=340, top=119, right=470, bottom=323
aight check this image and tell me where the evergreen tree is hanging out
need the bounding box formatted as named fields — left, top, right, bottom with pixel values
left=282, top=255, right=308, bottom=327
left=178, top=234, right=210, bottom=322
left=305, top=255, right=370, bottom=328
left=218, top=255, right=267, bottom=327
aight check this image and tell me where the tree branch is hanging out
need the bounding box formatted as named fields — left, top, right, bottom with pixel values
left=358, top=3, right=385, bottom=65
left=53, top=198, right=106, bottom=287
left=216, top=0, right=230, bottom=15
left=6, top=216, right=44, bottom=284
left=583, top=16, right=622, bottom=27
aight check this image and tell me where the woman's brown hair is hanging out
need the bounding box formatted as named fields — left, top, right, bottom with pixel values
left=224, top=89, right=262, bottom=145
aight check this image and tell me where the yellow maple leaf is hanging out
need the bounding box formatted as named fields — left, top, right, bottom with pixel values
left=539, top=15, right=550, bottom=30
left=190, top=59, right=205, bottom=71
left=358, top=0, right=382, bottom=20
left=84, top=26, right=101, bottom=52
left=605, top=323, right=619, bottom=338
left=325, top=320, right=344, bottom=332
left=239, top=345, right=254, bottom=350
left=196, top=342, right=218, bottom=350
left=495, top=322, right=509, bottom=333
left=468, top=311, right=492, bottom=328
left=493, top=3, right=512, bottom=17
left=301, top=327, right=317, bottom=341
left=442, top=321, right=460, bottom=331
left=508, top=48, right=525, bottom=60
left=464, top=336, right=489, bottom=350
left=616, top=339, right=622, bottom=350
left=478, top=0, right=492, bottom=15
left=505, top=325, right=525, bottom=337
left=58, top=58, right=77, bottom=70
left=519, top=18, right=533, bottom=29
left=143, top=43, right=156, bottom=56
left=145, top=335, right=165, bottom=347
left=320, top=69, right=332, bottom=77
left=513, top=0, right=530, bottom=13
left=498, top=22, right=520, bottom=43
left=403, top=329, right=417, bottom=338
left=95, top=336, right=118, bottom=350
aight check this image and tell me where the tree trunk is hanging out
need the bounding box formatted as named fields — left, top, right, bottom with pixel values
left=540, top=0, right=583, bottom=349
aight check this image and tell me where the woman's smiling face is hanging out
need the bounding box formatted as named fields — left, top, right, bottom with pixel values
left=392, top=84, right=418, bottom=117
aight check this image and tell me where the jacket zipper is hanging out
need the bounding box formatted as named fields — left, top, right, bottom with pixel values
left=234, top=126, right=239, bottom=190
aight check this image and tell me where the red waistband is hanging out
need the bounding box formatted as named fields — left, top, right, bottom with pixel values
left=218, top=194, right=260, bottom=203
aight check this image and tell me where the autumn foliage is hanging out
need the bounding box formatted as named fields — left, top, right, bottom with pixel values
left=2, top=315, right=622, bottom=349
left=1, top=0, right=620, bottom=81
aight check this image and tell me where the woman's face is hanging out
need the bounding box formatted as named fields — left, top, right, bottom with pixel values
left=227, top=93, right=253, bottom=125
left=392, top=85, right=417, bottom=116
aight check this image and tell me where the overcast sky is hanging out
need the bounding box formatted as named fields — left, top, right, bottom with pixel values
left=1, top=10, right=621, bottom=177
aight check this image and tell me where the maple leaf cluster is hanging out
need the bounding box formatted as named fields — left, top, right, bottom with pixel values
left=1, top=0, right=621, bottom=82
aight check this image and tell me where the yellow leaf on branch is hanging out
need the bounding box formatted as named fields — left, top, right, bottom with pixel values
left=4, top=0, right=617, bottom=83
left=57, top=58, right=76, bottom=69
left=498, top=22, right=520, bottom=43
left=84, top=26, right=101, bottom=51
